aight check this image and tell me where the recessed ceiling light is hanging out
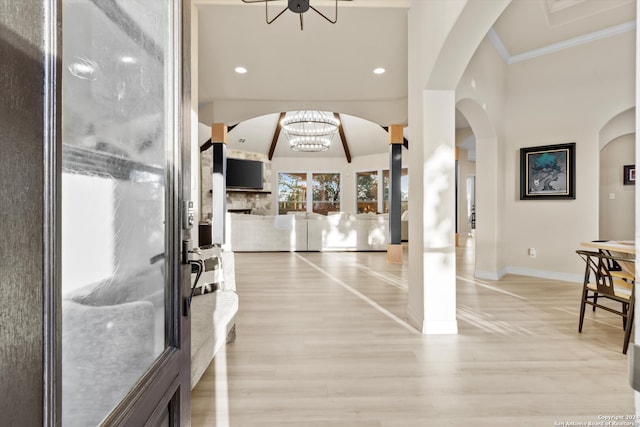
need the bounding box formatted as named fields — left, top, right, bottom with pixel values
left=235, top=66, right=248, bottom=74
left=373, top=67, right=386, bottom=75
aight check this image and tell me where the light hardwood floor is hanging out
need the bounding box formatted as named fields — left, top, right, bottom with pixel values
left=192, top=238, right=634, bottom=426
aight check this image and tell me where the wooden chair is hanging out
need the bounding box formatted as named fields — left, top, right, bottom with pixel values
left=576, top=249, right=635, bottom=354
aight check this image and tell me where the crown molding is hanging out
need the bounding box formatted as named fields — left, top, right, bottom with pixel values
left=488, top=20, right=636, bottom=65
left=486, top=28, right=511, bottom=63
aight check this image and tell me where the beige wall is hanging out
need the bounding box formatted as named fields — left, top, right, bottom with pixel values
left=503, top=31, right=635, bottom=279
left=198, top=102, right=214, bottom=126
left=455, top=37, right=508, bottom=278
left=455, top=28, right=635, bottom=280
left=600, top=134, right=635, bottom=240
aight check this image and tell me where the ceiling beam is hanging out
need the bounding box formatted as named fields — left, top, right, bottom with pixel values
left=200, top=139, right=212, bottom=152
left=268, top=112, right=286, bottom=160
left=335, top=113, right=352, bottom=163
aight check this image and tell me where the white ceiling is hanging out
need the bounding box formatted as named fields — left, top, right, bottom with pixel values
left=493, top=0, right=634, bottom=56
left=197, top=1, right=408, bottom=107
left=195, top=0, right=635, bottom=159
left=223, top=112, right=395, bottom=158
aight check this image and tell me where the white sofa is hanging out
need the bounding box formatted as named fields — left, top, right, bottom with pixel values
left=228, top=212, right=389, bottom=252
left=190, top=249, right=238, bottom=389
left=227, top=212, right=308, bottom=252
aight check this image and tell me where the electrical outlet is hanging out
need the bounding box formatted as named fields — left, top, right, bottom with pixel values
left=528, top=248, right=536, bottom=257
left=610, top=193, right=616, bottom=200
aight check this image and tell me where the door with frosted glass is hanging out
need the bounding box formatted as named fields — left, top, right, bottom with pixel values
left=61, top=0, right=190, bottom=425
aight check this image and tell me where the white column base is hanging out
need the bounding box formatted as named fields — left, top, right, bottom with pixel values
left=423, top=319, right=459, bottom=335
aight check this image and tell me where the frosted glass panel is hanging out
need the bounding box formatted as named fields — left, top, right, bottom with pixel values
left=61, top=0, right=172, bottom=425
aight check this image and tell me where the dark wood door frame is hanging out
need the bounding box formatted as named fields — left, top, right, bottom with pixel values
left=0, top=1, right=192, bottom=425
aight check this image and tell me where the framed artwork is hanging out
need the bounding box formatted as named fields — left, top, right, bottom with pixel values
left=623, top=165, right=635, bottom=185
left=520, top=142, right=576, bottom=200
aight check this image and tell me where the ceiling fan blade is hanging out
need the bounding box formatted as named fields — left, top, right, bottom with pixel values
left=242, top=0, right=351, bottom=29
left=310, top=1, right=337, bottom=24
left=265, top=5, right=289, bottom=24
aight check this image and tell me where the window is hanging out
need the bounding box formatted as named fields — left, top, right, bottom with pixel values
left=356, top=171, right=378, bottom=213
left=278, top=172, right=307, bottom=214
left=278, top=172, right=341, bottom=215
left=312, top=173, right=340, bottom=215
left=383, top=168, right=409, bottom=213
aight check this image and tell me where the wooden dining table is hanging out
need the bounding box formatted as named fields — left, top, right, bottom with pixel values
left=581, top=240, right=635, bottom=254
left=580, top=240, right=636, bottom=278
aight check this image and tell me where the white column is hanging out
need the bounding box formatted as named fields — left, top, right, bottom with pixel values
left=421, top=90, right=458, bottom=334
left=474, top=136, right=502, bottom=280
left=407, top=0, right=511, bottom=333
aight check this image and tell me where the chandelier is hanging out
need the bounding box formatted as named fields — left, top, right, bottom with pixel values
left=241, top=0, right=352, bottom=31
left=281, top=111, right=339, bottom=152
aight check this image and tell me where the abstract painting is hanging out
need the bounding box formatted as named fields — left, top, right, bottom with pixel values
left=520, top=142, right=576, bottom=200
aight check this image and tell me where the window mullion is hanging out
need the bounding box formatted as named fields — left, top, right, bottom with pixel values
left=306, top=172, right=312, bottom=213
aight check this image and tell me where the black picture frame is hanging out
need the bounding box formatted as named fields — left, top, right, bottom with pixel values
left=623, top=165, right=635, bottom=185
left=520, top=142, right=576, bottom=200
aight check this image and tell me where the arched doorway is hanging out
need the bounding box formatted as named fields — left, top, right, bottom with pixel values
left=456, top=98, right=501, bottom=280
left=406, top=0, right=512, bottom=333
left=599, top=107, right=635, bottom=240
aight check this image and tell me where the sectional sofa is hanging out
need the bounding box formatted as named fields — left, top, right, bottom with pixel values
left=227, top=211, right=389, bottom=252
left=190, top=249, right=238, bottom=389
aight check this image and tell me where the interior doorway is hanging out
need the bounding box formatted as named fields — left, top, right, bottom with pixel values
left=455, top=108, right=477, bottom=263
left=467, top=174, right=476, bottom=234
left=598, top=107, right=636, bottom=241
left=455, top=98, right=501, bottom=280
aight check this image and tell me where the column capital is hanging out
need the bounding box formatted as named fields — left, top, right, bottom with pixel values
left=211, top=123, right=228, bottom=144
left=388, top=124, right=404, bottom=145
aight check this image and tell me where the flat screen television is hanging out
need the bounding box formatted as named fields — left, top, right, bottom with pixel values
left=226, top=158, right=264, bottom=190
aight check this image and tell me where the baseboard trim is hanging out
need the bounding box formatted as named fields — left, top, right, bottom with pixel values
left=406, top=304, right=421, bottom=331
left=504, top=266, right=582, bottom=283
left=422, top=319, right=458, bottom=335
left=474, top=269, right=506, bottom=281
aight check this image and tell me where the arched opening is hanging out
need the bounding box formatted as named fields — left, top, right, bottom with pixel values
left=455, top=98, right=500, bottom=280
left=407, top=0, right=511, bottom=333
left=599, top=107, right=636, bottom=240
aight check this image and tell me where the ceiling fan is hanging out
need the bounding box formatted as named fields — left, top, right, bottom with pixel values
left=241, top=0, right=353, bottom=31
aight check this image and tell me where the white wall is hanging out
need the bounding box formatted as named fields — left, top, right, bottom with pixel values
left=199, top=102, right=214, bottom=126
left=200, top=99, right=408, bottom=128
left=455, top=37, right=508, bottom=278
left=503, top=31, right=635, bottom=279
left=600, top=133, right=636, bottom=240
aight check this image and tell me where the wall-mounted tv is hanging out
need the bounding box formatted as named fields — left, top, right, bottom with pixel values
left=226, top=158, right=264, bottom=190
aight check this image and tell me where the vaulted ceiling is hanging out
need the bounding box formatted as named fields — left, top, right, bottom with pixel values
left=194, top=0, right=635, bottom=159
